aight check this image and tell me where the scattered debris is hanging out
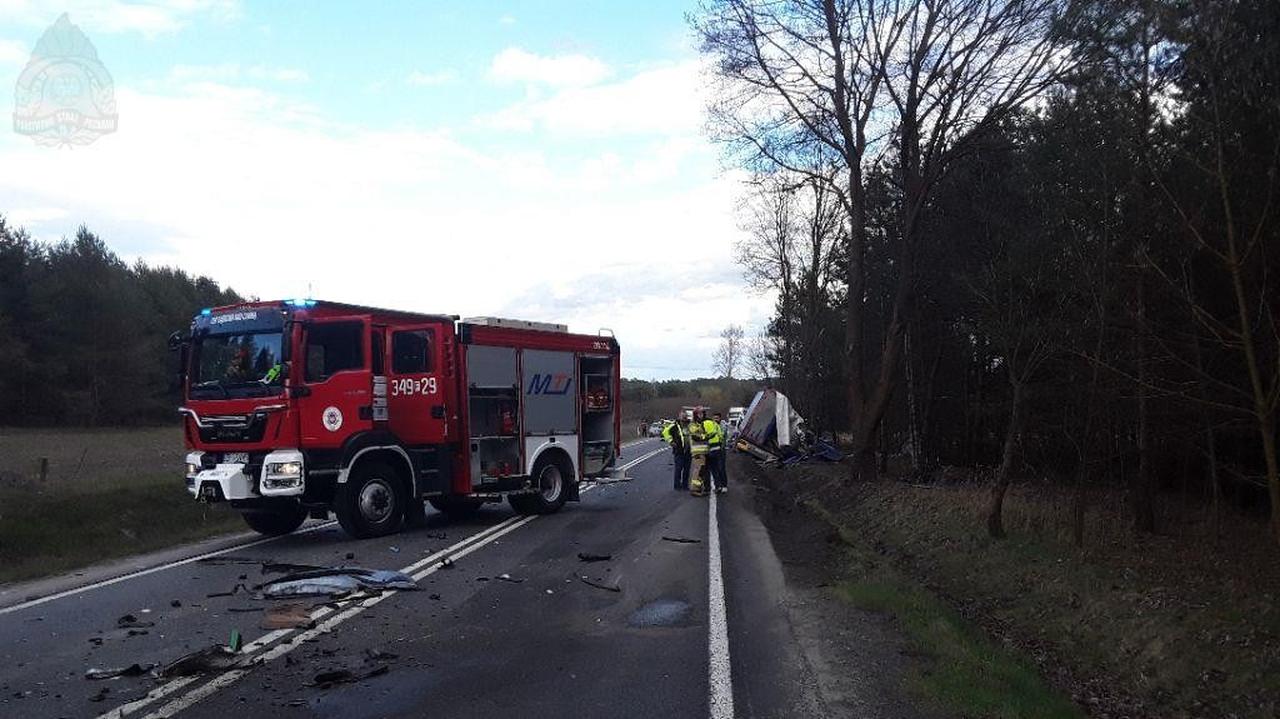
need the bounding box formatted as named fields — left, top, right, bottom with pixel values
left=85, top=664, right=154, bottom=680
left=88, top=686, right=111, bottom=702
left=428, top=593, right=441, bottom=601
left=496, top=573, right=523, bottom=584
left=197, top=556, right=263, bottom=566
left=661, top=536, right=701, bottom=544
left=258, top=567, right=418, bottom=599
left=306, top=649, right=397, bottom=689
left=157, top=645, right=244, bottom=678
left=261, top=562, right=325, bottom=576
left=345, top=552, right=356, bottom=560
left=170, top=600, right=182, bottom=608
left=579, top=576, right=621, bottom=593
left=116, top=614, right=154, bottom=629
left=228, top=629, right=242, bottom=652
left=227, top=607, right=263, bottom=613
left=207, top=583, right=252, bottom=598
left=577, top=552, right=612, bottom=562
left=423, top=531, right=447, bottom=540
left=388, top=546, right=400, bottom=553
left=440, top=557, right=455, bottom=569
left=261, top=603, right=314, bottom=630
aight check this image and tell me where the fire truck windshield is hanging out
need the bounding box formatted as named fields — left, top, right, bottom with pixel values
left=190, top=331, right=285, bottom=399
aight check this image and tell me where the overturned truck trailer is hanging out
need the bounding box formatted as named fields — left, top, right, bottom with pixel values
left=734, top=389, right=805, bottom=461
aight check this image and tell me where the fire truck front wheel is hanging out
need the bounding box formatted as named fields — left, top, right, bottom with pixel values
left=334, top=461, right=407, bottom=538
left=240, top=505, right=307, bottom=536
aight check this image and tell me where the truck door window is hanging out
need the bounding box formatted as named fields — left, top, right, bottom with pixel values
left=392, top=330, right=433, bottom=374
left=305, top=322, right=364, bottom=382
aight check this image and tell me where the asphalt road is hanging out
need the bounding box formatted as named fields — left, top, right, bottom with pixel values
left=0, top=439, right=835, bottom=719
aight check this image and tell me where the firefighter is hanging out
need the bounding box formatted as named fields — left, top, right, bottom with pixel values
left=713, top=411, right=730, bottom=484
left=702, top=410, right=727, bottom=493
left=662, top=416, right=692, bottom=490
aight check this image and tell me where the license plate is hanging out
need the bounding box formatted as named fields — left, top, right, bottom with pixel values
left=200, top=484, right=220, bottom=501
left=222, top=452, right=249, bottom=464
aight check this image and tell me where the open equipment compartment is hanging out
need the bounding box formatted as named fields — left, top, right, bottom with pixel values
left=580, top=355, right=615, bottom=475
left=465, top=345, right=521, bottom=487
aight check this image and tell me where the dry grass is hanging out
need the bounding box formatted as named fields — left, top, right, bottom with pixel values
left=0, top=425, right=182, bottom=489
left=0, top=426, right=242, bottom=584
left=758, top=461, right=1280, bottom=719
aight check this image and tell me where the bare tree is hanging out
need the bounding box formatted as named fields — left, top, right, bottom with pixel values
left=745, top=331, right=776, bottom=379
left=698, top=0, right=1076, bottom=479
left=714, top=324, right=746, bottom=378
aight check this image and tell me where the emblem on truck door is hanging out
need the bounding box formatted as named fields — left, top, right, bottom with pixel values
left=322, top=406, right=344, bottom=432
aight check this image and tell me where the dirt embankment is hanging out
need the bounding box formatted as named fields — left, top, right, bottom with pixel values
left=740, top=455, right=1280, bottom=719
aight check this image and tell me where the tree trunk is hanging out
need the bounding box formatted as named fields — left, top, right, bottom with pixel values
left=987, top=379, right=1025, bottom=539
left=1133, top=270, right=1157, bottom=533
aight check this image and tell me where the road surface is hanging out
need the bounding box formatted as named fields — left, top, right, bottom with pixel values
left=0, top=439, right=844, bottom=718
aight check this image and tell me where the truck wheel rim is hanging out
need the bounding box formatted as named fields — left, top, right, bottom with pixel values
left=358, top=478, right=395, bottom=523
left=539, top=465, right=563, bottom=503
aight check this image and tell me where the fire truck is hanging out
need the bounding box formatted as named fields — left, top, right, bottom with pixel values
left=173, top=300, right=621, bottom=539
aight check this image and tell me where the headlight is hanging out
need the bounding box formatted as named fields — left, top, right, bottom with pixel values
left=266, top=461, right=302, bottom=477
left=186, top=463, right=200, bottom=477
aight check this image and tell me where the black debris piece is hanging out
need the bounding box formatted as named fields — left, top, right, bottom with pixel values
left=116, top=614, right=154, bottom=629
left=577, top=552, right=612, bottom=562
left=440, top=558, right=455, bottom=569
left=261, top=562, right=326, bottom=576
left=661, top=536, right=701, bottom=544
left=170, top=600, right=182, bottom=608
left=157, top=645, right=244, bottom=678
left=206, top=583, right=251, bottom=598
left=579, top=576, right=622, bottom=593
left=85, top=664, right=154, bottom=680
left=496, top=573, right=523, bottom=584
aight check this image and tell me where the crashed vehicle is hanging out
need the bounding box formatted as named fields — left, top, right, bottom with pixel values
left=172, top=301, right=621, bottom=539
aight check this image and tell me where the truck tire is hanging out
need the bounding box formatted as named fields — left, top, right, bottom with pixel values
left=428, top=496, right=485, bottom=519
left=335, top=461, right=407, bottom=538
left=509, top=453, right=571, bottom=515
left=240, top=506, right=307, bottom=536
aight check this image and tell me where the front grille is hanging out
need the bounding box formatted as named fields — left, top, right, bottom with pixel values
left=196, top=413, right=269, bottom=444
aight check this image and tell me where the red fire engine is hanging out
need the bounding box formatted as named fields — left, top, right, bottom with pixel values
left=173, top=300, right=621, bottom=539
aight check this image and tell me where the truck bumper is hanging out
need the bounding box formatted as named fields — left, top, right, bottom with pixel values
left=192, top=463, right=255, bottom=502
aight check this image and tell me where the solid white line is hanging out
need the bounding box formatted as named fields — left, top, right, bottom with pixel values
left=139, top=515, right=540, bottom=719
left=99, top=453, right=673, bottom=719
left=708, top=490, right=735, bottom=719
left=0, top=521, right=339, bottom=617
left=100, top=514, right=527, bottom=719
left=9, top=441, right=665, bottom=618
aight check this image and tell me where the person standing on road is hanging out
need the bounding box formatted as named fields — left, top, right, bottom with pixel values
left=712, top=411, right=730, bottom=486
left=662, top=416, right=692, bottom=490
left=702, top=410, right=726, bottom=493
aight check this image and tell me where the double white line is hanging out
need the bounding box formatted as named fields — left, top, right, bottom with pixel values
left=103, top=443, right=668, bottom=719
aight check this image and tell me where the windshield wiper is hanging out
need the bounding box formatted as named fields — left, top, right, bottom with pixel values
left=191, top=380, right=229, bottom=399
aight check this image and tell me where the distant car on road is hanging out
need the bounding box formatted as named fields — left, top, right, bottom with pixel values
left=648, top=420, right=668, bottom=437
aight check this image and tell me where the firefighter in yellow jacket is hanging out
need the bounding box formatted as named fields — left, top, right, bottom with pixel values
left=662, top=417, right=692, bottom=490
left=701, top=410, right=727, bottom=494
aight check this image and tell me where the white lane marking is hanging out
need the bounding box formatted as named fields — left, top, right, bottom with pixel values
left=99, top=447, right=674, bottom=719
left=708, top=490, right=735, bottom=719
left=139, top=515, right=540, bottom=719
left=617, top=445, right=667, bottom=473
left=8, top=441, right=664, bottom=617
left=99, top=514, right=528, bottom=719
left=0, top=521, right=339, bottom=617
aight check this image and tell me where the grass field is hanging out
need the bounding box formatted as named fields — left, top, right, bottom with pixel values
left=0, top=426, right=243, bottom=584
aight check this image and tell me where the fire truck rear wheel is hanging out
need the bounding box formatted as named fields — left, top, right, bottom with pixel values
left=335, top=461, right=407, bottom=538
left=240, top=505, right=308, bottom=536
left=510, top=454, right=571, bottom=515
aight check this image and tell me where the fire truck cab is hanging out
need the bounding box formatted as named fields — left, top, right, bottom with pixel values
left=175, top=300, right=621, bottom=539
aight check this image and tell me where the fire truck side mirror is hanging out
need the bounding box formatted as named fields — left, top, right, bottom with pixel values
left=167, top=331, right=186, bottom=351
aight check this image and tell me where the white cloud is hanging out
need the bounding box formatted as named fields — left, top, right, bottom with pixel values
left=405, top=68, right=458, bottom=87
left=482, top=60, right=703, bottom=137
left=498, top=14, right=516, bottom=26
left=4, top=205, right=68, bottom=225
left=489, top=47, right=611, bottom=88
left=170, top=64, right=309, bottom=83
left=0, top=0, right=241, bottom=36
left=0, top=60, right=751, bottom=378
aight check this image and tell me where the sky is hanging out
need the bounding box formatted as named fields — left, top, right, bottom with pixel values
left=0, top=0, right=776, bottom=379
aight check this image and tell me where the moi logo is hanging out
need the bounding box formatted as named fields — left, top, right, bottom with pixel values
left=322, top=406, right=344, bottom=432
left=526, top=373, right=572, bottom=396
left=13, top=13, right=118, bottom=147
